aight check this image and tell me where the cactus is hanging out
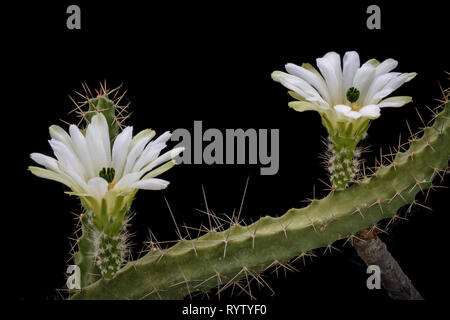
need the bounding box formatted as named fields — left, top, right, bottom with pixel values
left=72, top=88, right=135, bottom=281
left=70, top=94, right=449, bottom=300
left=29, top=84, right=184, bottom=285
left=272, top=52, right=424, bottom=299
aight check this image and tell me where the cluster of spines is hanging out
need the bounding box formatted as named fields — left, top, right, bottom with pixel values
left=324, top=138, right=361, bottom=190
left=68, top=81, right=131, bottom=140
left=86, top=209, right=131, bottom=279
left=70, top=85, right=449, bottom=300
left=92, top=230, right=129, bottom=279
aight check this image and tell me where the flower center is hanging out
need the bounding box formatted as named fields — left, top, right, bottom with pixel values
left=346, top=87, right=360, bottom=103
left=99, top=167, right=116, bottom=190
left=108, top=180, right=116, bottom=191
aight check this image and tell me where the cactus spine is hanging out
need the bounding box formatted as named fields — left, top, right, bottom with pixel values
left=70, top=96, right=449, bottom=300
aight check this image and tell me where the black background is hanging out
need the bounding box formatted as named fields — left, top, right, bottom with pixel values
left=5, top=0, right=449, bottom=311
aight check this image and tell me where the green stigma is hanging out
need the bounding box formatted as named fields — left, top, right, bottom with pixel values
left=346, top=87, right=360, bottom=103
left=99, top=167, right=115, bottom=183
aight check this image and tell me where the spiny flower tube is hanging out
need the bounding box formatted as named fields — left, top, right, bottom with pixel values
left=29, top=99, right=184, bottom=279
left=272, top=51, right=416, bottom=189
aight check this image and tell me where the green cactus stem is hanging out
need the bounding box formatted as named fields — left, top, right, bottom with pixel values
left=73, top=212, right=100, bottom=287
left=70, top=99, right=449, bottom=300
left=85, top=95, right=120, bottom=141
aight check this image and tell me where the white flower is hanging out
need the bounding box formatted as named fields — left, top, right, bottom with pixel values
left=272, top=51, right=416, bottom=121
left=29, top=113, right=183, bottom=216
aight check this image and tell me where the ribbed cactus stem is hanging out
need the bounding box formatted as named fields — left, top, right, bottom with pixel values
left=71, top=100, right=449, bottom=300
left=74, top=212, right=100, bottom=288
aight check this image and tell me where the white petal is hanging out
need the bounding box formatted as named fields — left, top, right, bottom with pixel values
left=69, top=125, right=95, bottom=178
left=342, top=51, right=360, bottom=92
left=132, top=142, right=166, bottom=172
left=304, top=97, right=330, bottom=108
left=153, top=131, right=172, bottom=144
left=383, top=73, right=410, bottom=92
left=272, top=71, right=305, bottom=95
left=123, top=135, right=152, bottom=175
left=113, top=172, right=141, bottom=191
left=359, top=104, right=381, bottom=118
left=345, top=110, right=362, bottom=119
left=286, top=77, right=328, bottom=107
left=316, top=52, right=343, bottom=104
left=285, top=63, right=332, bottom=104
left=29, top=156, right=83, bottom=192
left=30, top=159, right=86, bottom=193
left=57, top=163, right=89, bottom=192
left=352, top=61, right=377, bottom=103
left=130, top=129, right=155, bottom=150
left=112, top=126, right=133, bottom=179
left=130, top=178, right=170, bottom=190
left=49, top=125, right=73, bottom=149
left=140, top=147, right=185, bottom=176
left=86, top=177, right=108, bottom=199
left=30, top=153, right=59, bottom=172
left=363, top=72, right=400, bottom=105
left=29, top=166, right=72, bottom=188
left=406, top=72, right=417, bottom=82
left=334, top=104, right=352, bottom=114
left=288, top=101, right=323, bottom=112
left=374, top=58, right=398, bottom=77
left=85, top=116, right=109, bottom=174
left=378, top=96, right=412, bottom=108
left=142, top=160, right=176, bottom=179
left=369, top=73, right=410, bottom=103
left=272, top=71, right=327, bottom=106
left=49, top=139, right=87, bottom=181
left=92, top=113, right=111, bottom=164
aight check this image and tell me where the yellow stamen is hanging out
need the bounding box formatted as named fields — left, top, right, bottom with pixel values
left=108, top=180, right=116, bottom=191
